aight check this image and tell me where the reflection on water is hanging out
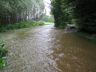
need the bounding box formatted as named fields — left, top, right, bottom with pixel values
left=0, top=25, right=96, bottom=72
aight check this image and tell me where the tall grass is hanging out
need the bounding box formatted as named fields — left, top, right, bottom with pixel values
left=0, top=21, right=44, bottom=32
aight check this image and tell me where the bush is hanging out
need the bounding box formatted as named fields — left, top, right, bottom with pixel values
left=0, top=20, right=45, bottom=32
left=0, top=41, right=8, bottom=69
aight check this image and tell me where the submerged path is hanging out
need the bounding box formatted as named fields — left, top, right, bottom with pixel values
left=0, top=25, right=96, bottom=72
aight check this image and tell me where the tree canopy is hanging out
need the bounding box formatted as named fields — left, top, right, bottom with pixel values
left=0, top=0, right=45, bottom=24
left=51, top=0, right=96, bottom=33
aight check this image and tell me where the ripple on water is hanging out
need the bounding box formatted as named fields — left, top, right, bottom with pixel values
left=0, top=25, right=96, bottom=72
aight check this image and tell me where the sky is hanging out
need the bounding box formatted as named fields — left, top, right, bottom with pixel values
left=43, top=0, right=51, bottom=16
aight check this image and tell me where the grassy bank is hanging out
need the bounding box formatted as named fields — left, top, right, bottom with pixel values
left=0, top=20, right=44, bottom=68
left=0, top=21, right=44, bottom=32
left=75, top=32, right=96, bottom=43
left=0, top=41, right=8, bottom=69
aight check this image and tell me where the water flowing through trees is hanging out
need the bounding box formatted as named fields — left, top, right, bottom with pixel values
left=0, top=0, right=96, bottom=71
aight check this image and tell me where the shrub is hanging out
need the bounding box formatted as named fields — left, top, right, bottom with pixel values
left=0, top=41, right=8, bottom=69
left=0, top=20, right=45, bottom=32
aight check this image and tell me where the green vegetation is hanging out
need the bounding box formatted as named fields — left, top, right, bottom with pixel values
left=0, top=0, right=44, bottom=25
left=73, top=0, right=96, bottom=33
left=0, top=21, right=44, bottom=32
left=51, top=0, right=96, bottom=34
left=41, top=15, right=54, bottom=23
left=51, top=0, right=73, bottom=28
left=0, top=41, right=8, bottom=69
left=0, top=0, right=45, bottom=32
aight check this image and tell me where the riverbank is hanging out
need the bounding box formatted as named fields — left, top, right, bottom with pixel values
left=62, top=25, right=96, bottom=43
left=0, top=21, right=44, bottom=32
left=75, top=32, right=96, bottom=43
left=0, top=21, right=44, bottom=68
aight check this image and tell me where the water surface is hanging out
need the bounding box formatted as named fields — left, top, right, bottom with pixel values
left=0, top=25, right=96, bottom=72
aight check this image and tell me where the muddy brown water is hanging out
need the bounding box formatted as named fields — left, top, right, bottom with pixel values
left=0, top=25, right=96, bottom=72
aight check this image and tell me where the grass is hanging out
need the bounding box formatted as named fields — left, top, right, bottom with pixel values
left=0, top=41, right=8, bottom=69
left=0, top=20, right=44, bottom=32
left=75, top=32, right=96, bottom=43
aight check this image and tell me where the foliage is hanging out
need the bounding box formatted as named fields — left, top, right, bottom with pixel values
left=0, top=0, right=45, bottom=25
left=51, top=0, right=96, bottom=33
left=41, top=15, right=54, bottom=22
left=51, top=0, right=74, bottom=28
left=73, top=0, right=96, bottom=33
left=0, top=41, right=8, bottom=69
left=0, top=21, right=44, bottom=32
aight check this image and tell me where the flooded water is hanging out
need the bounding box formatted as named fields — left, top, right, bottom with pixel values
left=0, top=25, right=96, bottom=72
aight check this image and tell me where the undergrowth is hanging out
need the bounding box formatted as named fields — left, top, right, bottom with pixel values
left=0, top=21, right=44, bottom=32
left=0, top=41, right=8, bottom=69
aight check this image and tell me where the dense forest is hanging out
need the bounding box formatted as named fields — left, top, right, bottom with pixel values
left=51, top=0, right=96, bottom=33
left=0, top=0, right=45, bottom=25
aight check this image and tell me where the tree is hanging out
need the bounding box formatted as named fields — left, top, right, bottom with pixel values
left=51, top=0, right=96, bottom=33
left=0, top=0, right=45, bottom=25
left=74, top=0, right=96, bottom=33
left=51, top=0, right=74, bottom=28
